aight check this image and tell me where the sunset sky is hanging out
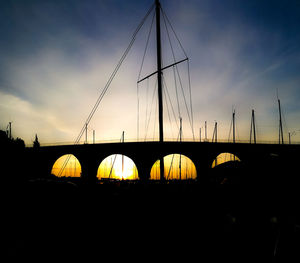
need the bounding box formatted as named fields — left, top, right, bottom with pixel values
left=1, top=0, right=300, bottom=145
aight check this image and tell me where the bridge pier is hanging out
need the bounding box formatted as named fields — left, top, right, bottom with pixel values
left=79, top=157, right=99, bottom=182
left=77, top=147, right=110, bottom=182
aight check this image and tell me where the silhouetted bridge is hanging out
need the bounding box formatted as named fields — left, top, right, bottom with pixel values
left=28, top=141, right=300, bottom=182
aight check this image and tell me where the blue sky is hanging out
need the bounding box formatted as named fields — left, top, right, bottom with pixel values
left=0, top=0, right=300, bottom=145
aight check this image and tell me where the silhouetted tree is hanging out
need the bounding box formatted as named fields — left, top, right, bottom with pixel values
left=14, top=137, right=25, bottom=148
left=33, top=134, right=40, bottom=148
left=0, top=129, right=26, bottom=182
left=0, top=130, right=8, bottom=143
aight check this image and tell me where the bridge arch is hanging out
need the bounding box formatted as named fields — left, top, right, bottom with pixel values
left=150, top=153, right=197, bottom=180
left=51, top=154, right=82, bottom=177
left=211, top=152, right=241, bottom=168
left=97, top=154, right=139, bottom=180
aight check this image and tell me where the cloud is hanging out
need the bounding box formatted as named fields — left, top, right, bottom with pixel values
left=0, top=90, right=73, bottom=144
left=1, top=0, right=300, bottom=145
left=0, top=36, right=147, bottom=144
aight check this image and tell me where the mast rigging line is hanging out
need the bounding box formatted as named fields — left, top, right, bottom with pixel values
left=163, top=75, right=180, bottom=131
left=161, top=6, right=194, bottom=139
left=137, top=3, right=195, bottom=141
left=144, top=80, right=158, bottom=141
left=163, top=80, right=176, bottom=138
left=160, top=7, right=188, bottom=59
left=161, top=7, right=182, bottom=121
left=108, top=132, right=126, bottom=179
left=137, top=7, right=156, bottom=141
left=58, top=3, right=155, bottom=177
left=166, top=127, right=182, bottom=180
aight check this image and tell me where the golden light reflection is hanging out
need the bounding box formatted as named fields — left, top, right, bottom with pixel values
left=150, top=154, right=197, bottom=180
left=211, top=152, right=241, bottom=168
left=51, top=154, right=81, bottom=177
left=97, top=154, right=138, bottom=180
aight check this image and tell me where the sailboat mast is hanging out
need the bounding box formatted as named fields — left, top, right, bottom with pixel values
left=233, top=110, right=236, bottom=143
left=155, top=0, right=165, bottom=181
left=179, top=117, right=182, bottom=180
left=155, top=0, right=163, bottom=143
left=122, top=131, right=125, bottom=179
left=85, top=123, right=88, bottom=144
left=250, top=109, right=256, bottom=144
left=278, top=99, right=284, bottom=144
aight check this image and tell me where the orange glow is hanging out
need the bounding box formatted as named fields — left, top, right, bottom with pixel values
left=51, top=154, right=81, bottom=177
left=211, top=153, right=241, bottom=168
left=150, top=154, right=197, bottom=180
left=97, top=154, right=138, bottom=180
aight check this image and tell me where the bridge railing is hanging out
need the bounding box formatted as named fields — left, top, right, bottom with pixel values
left=26, top=138, right=300, bottom=147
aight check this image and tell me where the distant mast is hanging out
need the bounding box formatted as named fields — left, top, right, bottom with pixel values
left=232, top=110, right=236, bottom=143
left=278, top=99, right=284, bottom=144
left=250, top=109, right=256, bottom=144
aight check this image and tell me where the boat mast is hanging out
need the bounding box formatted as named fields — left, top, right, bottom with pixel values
left=85, top=123, right=88, bottom=144
left=250, top=109, right=256, bottom=144
left=155, top=0, right=165, bottom=181
left=155, top=0, right=163, bottom=143
left=199, top=127, right=201, bottom=142
left=278, top=99, right=284, bottom=144
left=205, top=121, right=207, bottom=141
left=232, top=110, right=236, bottom=143
left=122, top=131, right=125, bottom=179
left=212, top=121, right=217, bottom=143
left=179, top=117, right=182, bottom=180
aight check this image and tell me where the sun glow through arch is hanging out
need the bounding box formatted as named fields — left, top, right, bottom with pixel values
left=150, top=154, right=197, bottom=180
left=97, top=154, right=138, bottom=180
left=51, top=154, right=82, bottom=177
left=212, top=152, right=241, bottom=168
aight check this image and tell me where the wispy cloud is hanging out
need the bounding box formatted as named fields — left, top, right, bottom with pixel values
left=0, top=0, right=300, bottom=144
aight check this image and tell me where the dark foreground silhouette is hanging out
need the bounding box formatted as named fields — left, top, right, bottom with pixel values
left=2, top=131, right=300, bottom=262
left=4, top=178, right=300, bottom=262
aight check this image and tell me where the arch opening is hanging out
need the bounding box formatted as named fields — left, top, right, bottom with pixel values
left=51, top=154, right=82, bottom=177
left=97, top=154, right=139, bottom=180
left=212, top=152, right=241, bottom=168
left=150, top=154, right=197, bottom=180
